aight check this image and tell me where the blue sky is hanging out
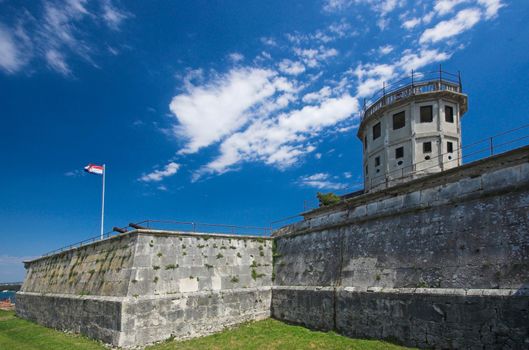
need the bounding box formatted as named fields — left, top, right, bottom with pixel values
left=1, top=0, right=528, bottom=282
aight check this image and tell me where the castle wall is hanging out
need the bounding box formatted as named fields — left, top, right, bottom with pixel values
left=17, top=231, right=273, bottom=347
left=16, top=146, right=529, bottom=348
left=271, top=146, right=529, bottom=348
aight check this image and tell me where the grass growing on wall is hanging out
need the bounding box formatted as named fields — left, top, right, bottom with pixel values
left=0, top=310, right=413, bottom=350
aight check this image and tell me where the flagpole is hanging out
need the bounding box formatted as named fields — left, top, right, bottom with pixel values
left=100, top=164, right=106, bottom=240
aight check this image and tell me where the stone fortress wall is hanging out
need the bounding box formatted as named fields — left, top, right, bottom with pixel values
left=271, top=145, right=529, bottom=349
left=17, top=232, right=273, bottom=347
left=16, top=145, right=529, bottom=348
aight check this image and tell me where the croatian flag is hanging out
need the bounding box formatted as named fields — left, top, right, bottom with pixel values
left=84, top=164, right=104, bottom=175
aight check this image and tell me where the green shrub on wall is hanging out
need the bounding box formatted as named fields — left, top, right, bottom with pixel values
left=317, top=192, right=341, bottom=207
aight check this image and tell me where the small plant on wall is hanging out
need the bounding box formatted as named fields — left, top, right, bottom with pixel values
left=317, top=192, right=341, bottom=207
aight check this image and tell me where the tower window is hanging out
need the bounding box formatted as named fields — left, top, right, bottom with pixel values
left=445, top=106, right=454, bottom=123
left=375, top=156, right=381, bottom=167
left=420, top=105, right=433, bottom=123
left=393, top=111, right=405, bottom=130
left=364, top=136, right=368, bottom=150
left=423, top=141, right=432, bottom=153
left=395, top=146, right=404, bottom=159
left=365, top=165, right=368, bottom=175
left=373, top=122, right=381, bottom=140
left=447, top=141, right=454, bottom=153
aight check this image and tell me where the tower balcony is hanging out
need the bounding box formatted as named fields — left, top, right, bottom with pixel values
left=359, top=69, right=467, bottom=134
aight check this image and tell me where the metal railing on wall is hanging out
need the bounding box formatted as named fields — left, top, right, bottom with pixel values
left=40, top=228, right=125, bottom=257
left=362, top=67, right=462, bottom=122
left=40, top=221, right=272, bottom=258
left=132, top=219, right=271, bottom=236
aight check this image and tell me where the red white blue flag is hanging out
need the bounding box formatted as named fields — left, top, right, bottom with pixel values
left=84, top=164, right=104, bottom=175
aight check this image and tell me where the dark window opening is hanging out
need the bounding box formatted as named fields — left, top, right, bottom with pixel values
left=375, top=156, right=381, bottom=167
left=373, top=122, right=381, bottom=140
left=420, top=105, right=433, bottom=123
left=395, top=146, right=404, bottom=159
left=425, top=155, right=431, bottom=160
left=393, top=111, right=405, bottom=130
left=423, top=141, right=432, bottom=153
left=445, top=106, right=454, bottom=123
left=447, top=141, right=454, bottom=153
left=364, top=136, right=368, bottom=150
left=365, top=166, right=368, bottom=175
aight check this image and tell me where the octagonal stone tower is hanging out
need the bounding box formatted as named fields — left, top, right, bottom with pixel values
left=357, top=69, right=468, bottom=192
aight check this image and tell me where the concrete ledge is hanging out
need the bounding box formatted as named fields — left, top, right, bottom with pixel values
left=274, top=285, right=529, bottom=297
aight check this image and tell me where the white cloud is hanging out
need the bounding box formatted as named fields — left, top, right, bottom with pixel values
left=0, top=0, right=130, bottom=75
left=64, top=169, right=85, bottom=177
left=434, top=0, right=469, bottom=15
left=139, top=162, right=180, bottom=182
left=377, top=17, right=391, bottom=30
left=323, top=0, right=353, bottom=12
left=398, top=48, right=451, bottom=72
left=354, top=47, right=451, bottom=98
left=45, top=49, right=71, bottom=75
left=354, top=63, right=397, bottom=97
left=478, top=0, right=504, bottom=19
left=315, top=153, right=322, bottom=159
left=402, top=11, right=435, bottom=30
left=402, top=17, right=422, bottom=29
left=260, top=37, right=277, bottom=46
left=278, top=59, right=305, bottom=75
left=420, top=8, right=482, bottom=44
left=323, top=0, right=401, bottom=15
left=0, top=24, right=26, bottom=73
left=102, top=0, right=130, bottom=30
left=376, top=0, right=399, bottom=16
left=378, top=45, right=394, bottom=55
left=229, top=52, right=244, bottom=63
left=423, top=11, right=435, bottom=24
left=170, top=68, right=296, bottom=154
left=286, top=22, right=354, bottom=45
left=328, top=21, right=354, bottom=38
left=41, top=0, right=95, bottom=63
left=196, top=94, right=358, bottom=176
left=294, top=47, right=338, bottom=68
left=302, top=86, right=332, bottom=103
left=298, top=173, right=347, bottom=190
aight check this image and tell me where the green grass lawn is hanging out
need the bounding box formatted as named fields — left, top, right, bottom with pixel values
left=0, top=310, right=412, bottom=350
left=149, top=319, right=412, bottom=350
